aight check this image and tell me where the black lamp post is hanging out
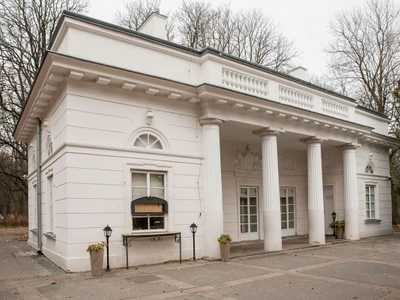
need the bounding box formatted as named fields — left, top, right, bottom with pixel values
left=103, top=225, right=112, bottom=271
left=331, top=212, right=337, bottom=237
left=189, top=223, right=197, bottom=261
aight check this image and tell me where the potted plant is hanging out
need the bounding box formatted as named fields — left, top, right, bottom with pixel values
left=329, top=220, right=345, bottom=239
left=217, top=233, right=232, bottom=262
left=86, top=241, right=106, bottom=276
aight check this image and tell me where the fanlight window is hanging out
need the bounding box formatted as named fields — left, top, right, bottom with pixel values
left=134, top=133, right=163, bottom=150
left=365, top=163, right=374, bottom=174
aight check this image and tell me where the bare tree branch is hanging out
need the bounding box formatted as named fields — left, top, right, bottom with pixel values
left=0, top=0, right=88, bottom=219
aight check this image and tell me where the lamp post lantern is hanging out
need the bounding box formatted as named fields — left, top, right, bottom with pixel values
left=103, top=225, right=112, bottom=271
left=189, top=223, right=197, bottom=261
left=331, top=212, right=336, bottom=237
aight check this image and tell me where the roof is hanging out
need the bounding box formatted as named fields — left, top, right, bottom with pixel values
left=52, top=11, right=361, bottom=105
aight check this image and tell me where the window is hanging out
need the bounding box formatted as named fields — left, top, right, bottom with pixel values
left=131, top=172, right=167, bottom=231
left=32, top=184, right=37, bottom=229
left=365, top=162, right=374, bottom=174
left=280, top=188, right=295, bottom=232
left=239, top=187, right=259, bottom=239
left=48, top=176, right=54, bottom=233
left=366, top=185, right=376, bottom=219
left=134, top=134, right=163, bottom=150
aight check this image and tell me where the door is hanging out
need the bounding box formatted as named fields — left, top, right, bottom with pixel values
left=323, top=185, right=334, bottom=235
left=239, top=187, right=259, bottom=240
left=280, top=187, right=295, bottom=236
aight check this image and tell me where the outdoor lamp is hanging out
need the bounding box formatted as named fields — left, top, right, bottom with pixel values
left=190, top=223, right=197, bottom=261
left=103, top=225, right=112, bottom=238
left=190, top=223, right=198, bottom=234
left=331, top=212, right=337, bottom=236
left=103, top=225, right=112, bottom=271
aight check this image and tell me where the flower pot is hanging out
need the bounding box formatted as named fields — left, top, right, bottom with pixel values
left=336, top=227, right=344, bottom=239
left=219, top=242, right=230, bottom=262
left=90, top=248, right=104, bottom=276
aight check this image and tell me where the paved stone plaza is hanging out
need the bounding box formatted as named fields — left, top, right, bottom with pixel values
left=1, top=234, right=400, bottom=299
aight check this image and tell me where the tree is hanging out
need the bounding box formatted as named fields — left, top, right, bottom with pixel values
left=391, top=81, right=400, bottom=224
left=116, top=0, right=299, bottom=72
left=325, top=0, right=400, bottom=225
left=0, top=0, right=88, bottom=221
left=325, top=0, right=400, bottom=127
left=115, top=0, right=161, bottom=31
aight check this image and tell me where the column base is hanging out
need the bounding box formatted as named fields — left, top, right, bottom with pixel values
left=263, top=210, right=282, bottom=251
left=203, top=211, right=224, bottom=259
left=308, top=209, right=325, bottom=245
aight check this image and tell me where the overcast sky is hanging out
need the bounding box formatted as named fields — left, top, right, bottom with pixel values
left=86, top=0, right=367, bottom=77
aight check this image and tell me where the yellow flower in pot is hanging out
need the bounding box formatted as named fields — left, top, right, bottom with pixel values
left=217, top=234, right=232, bottom=262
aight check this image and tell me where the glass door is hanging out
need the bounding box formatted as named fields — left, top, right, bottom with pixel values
left=239, top=187, right=259, bottom=240
left=280, top=187, right=295, bottom=236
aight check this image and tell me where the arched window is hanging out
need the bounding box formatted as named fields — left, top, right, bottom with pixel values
left=134, top=133, right=163, bottom=150
left=365, top=162, right=374, bottom=174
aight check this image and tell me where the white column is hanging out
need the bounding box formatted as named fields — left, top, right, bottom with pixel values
left=200, top=118, right=224, bottom=259
left=304, top=138, right=325, bottom=245
left=341, top=144, right=360, bottom=240
left=256, top=129, right=282, bottom=251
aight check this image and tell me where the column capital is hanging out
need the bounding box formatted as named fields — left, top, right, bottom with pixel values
left=300, top=136, right=324, bottom=145
left=199, top=118, right=223, bottom=126
left=338, top=143, right=360, bottom=151
left=253, top=127, right=284, bottom=137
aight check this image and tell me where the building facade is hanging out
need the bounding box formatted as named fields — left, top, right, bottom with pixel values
left=14, top=12, right=398, bottom=272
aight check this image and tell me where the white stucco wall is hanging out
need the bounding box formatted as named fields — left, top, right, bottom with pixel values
left=43, top=81, right=205, bottom=271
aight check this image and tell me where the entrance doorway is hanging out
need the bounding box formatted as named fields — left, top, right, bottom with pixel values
left=239, top=187, right=259, bottom=240
left=280, top=187, right=295, bottom=236
left=323, top=185, right=334, bottom=235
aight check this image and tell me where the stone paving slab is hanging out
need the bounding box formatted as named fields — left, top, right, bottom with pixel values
left=293, top=244, right=374, bottom=259
left=37, top=274, right=179, bottom=300
left=235, top=252, right=333, bottom=270
left=157, top=262, right=270, bottom=287
left=304, top=261, right=400, bottom=289
left=214, top=273, right=390, bottom=300
left=365, top=252, right=400, bottom=265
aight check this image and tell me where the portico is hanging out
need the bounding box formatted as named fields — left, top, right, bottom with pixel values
left=199, top=109, right=366, bottom=254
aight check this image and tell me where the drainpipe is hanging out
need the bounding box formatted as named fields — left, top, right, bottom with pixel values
left=36, top=118, right=43, bottom=254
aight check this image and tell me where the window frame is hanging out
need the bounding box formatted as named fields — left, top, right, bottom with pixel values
left=131, top=171, right=167, bottom=232
left=280, top=187, right=296, bottom=233
left=365, top=184, right=377, bottom=219
left=32, top=183, right=37, bottom=230
left=47, top=175, right=54, bottom=233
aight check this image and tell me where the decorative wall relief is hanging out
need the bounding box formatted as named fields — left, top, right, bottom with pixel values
left=230, top=145, right=297, bottom=172
left=230, top=145, right=262, bottom=172
left=278, top=156, right=296, bottom=171
left=322, top=156, right=334, bottom=169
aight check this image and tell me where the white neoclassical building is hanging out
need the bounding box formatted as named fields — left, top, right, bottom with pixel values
left=14, top=11, right=399, bottom=272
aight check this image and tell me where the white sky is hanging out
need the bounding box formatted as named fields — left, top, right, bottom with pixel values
left=86, top=0, right=367, bottom=77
